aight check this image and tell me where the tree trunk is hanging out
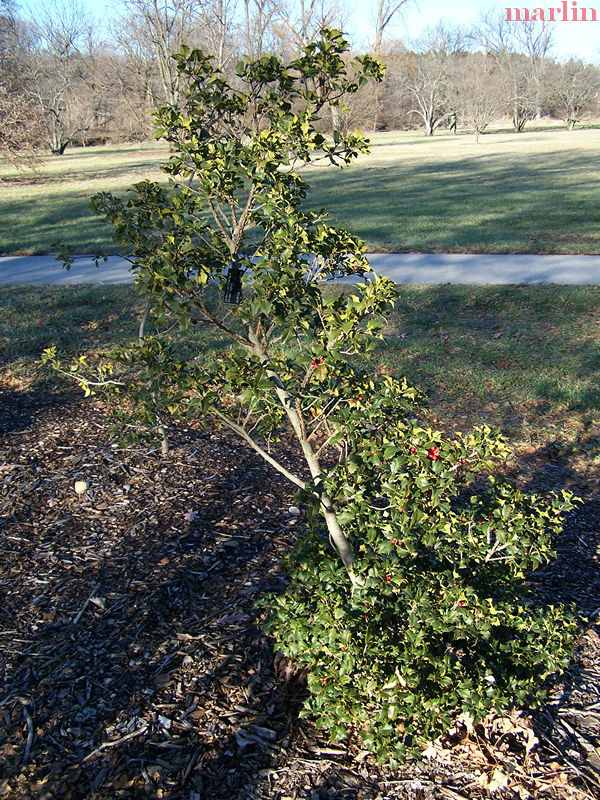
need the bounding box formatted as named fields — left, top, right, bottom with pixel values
left=51, top=141, right=69, bottom=155
left=331, top=103, right=340, bottom=134
left=372, top=84, right=382, bottom=132
left=248, top=328, right=357, bottom=580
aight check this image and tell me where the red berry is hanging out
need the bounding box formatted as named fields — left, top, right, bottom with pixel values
left=386, top=575, right=391, bottom=581
left=358, top=395, right=363, bottom=401
left=409, top=446, right=416, bottom=455
left=427, top=446, right=440, bottom=461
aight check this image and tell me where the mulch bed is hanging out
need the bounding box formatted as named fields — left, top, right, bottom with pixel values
left=1, top=388, right=600, bottom=800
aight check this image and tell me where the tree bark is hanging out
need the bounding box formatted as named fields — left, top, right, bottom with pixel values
left=247, top=327, right=358, bottom=581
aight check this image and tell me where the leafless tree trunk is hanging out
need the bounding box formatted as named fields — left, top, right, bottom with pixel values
left=118, top=0, right=204, bottom=107
left=242, top=0, right=279, bottom=58
left=474, top=11, right=554, bottom=132
left=373, top=0, right=409, bottom=57
left=549, top=59, right=600, bottom=130
left=371, top=0, right=409, bottom=130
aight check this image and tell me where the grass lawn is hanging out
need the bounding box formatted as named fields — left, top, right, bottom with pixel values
left=379, top=284, right=600, bottom=445
left=1, top=127, right=599, bottom=255
left=3, top=283, right=599, bottom=471
left=0, top=143, right=167, bottom=255
left=304, top=127, right=600, bottom=255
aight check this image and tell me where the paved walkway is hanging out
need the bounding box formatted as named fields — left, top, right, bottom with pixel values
left=1, top=252, right=600, bottom=285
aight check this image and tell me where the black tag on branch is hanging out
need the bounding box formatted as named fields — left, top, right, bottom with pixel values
left=224, top=260, right=243, bottom=304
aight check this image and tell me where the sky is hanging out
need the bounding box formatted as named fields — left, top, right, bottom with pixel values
left=352, top=0, right=600, bottom=63
left=20, top=0, right=600, bottom=64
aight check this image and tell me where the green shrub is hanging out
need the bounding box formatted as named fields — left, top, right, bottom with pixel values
left=43, top=30, right=579, bottom=765
left=262, top=383, right=577, bottom=764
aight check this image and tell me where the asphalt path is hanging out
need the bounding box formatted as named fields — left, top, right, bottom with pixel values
left=1, top=252, right=600, bottom=285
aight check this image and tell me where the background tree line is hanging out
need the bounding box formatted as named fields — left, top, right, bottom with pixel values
left=1, top=0, right=599, bottom=165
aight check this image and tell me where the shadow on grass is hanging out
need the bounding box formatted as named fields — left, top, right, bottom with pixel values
left=3, top=135, right=600, bottom=255
left=305, top=150, right=600, bottom=254
left=46, top=162, right=164, bottom=185
left=0, top=285, right=141, bottom=389
left=0, top=285, right=232, bottom=398
left=371, top=284, right=600, bottom=429
left=0, top=192, right=116, bottom=255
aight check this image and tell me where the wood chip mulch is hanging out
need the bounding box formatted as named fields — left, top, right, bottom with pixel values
left=1, top=388, right=600, bottom=800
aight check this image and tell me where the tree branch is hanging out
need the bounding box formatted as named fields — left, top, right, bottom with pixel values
left=212, top=409, right=307, bottom=491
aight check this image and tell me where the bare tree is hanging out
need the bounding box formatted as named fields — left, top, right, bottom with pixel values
left=513, top=18, right=553, bottom=118
left=400, top=23, right=463, bottom=136
left=242, top=0, right=279, bottom=59
left=351, top=38, right=409, bottom=131
left=198, top=0, right=238, bottom=68
left=1, top=0, right=35, bottom=82
left=456, top=52, right=502, bottom=141
left=25, top=0, right=105, bottom=154
left=0, top=71, right=46, bottom=167
left=0, top=0, right=46, bottom=166
left=370, top=0, right=410, bottom=130
left=274, top=0, right=345, bottom=55
left=474, top=11, right=554, bottom=131
left=372, top=0, right=410, bottom=57
left=0, top=0, right=17, bottom=61
left=106, top=14, right=163, bottom=142
left=117, top=0, right=204, bottom=106
left=550, top=59, right=600, bottom=129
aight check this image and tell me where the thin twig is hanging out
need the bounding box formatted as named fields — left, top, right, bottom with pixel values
left=212, top=410, right=306, bottom=491
left=82, top=724, right=149, bottom=762
left=13, top=697, right=34, bottom=765
left=22, top=705, right=34, bottom=765
left=181, top=745, right=202, bottom=787
left=72, top=582, right=101, bottom=625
